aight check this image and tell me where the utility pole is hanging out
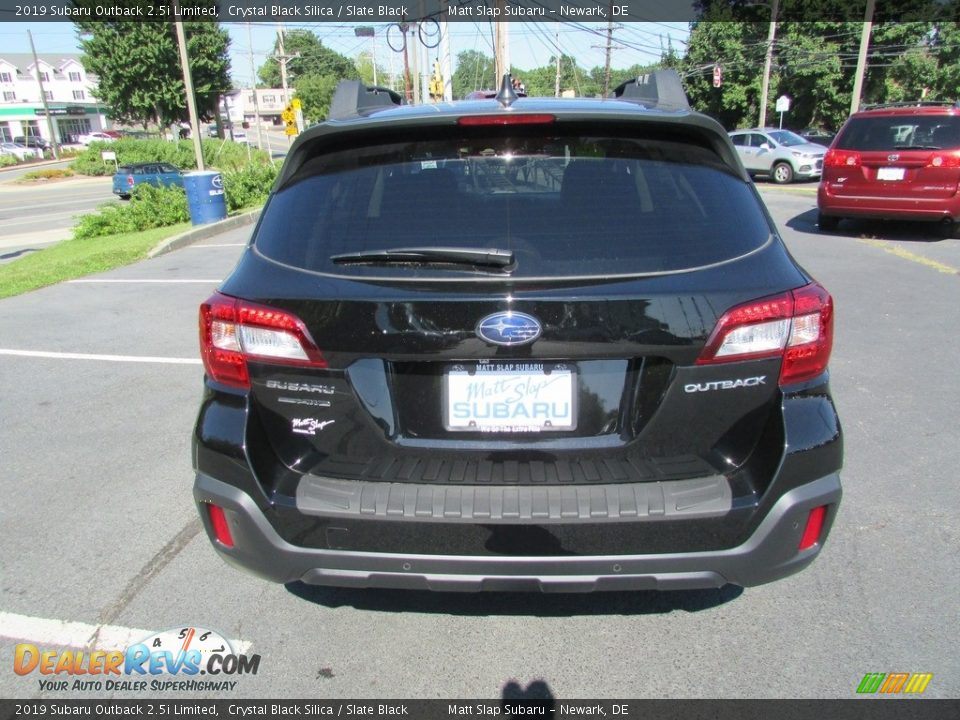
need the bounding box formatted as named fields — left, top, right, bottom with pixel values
left=555, top=28, right=561, bottom=97
left=603, top=2, right=614, bottom=96
left=410, top=22, right=421, bottom=103
left=277, top=23, right=292, bottom=147
left=440, top=2, right=452, bottom=101
left=246, top=23, right=265, bottom=152
left=850, top=0, right=876, bottom=114
left=400, top=24, right=413, bottom=103
left=758, top=0, right=780, bottom=128
left=27, top=29, right=59, bottom=160
left=494, top=0, right=509, bottom=82
left=173, top=1, right=204, bottom=171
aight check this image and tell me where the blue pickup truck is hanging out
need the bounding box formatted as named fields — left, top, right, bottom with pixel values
left=112, top=162, right=184, bottom=199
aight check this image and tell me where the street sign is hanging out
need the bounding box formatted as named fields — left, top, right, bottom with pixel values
left=713, top=65, right=722, bottom=88
left=291, top=98, right=302, bottom=110
left=283, top=104, right=299, bottom=137
left=101, top=151, right=116, bottom=161
left=776, top=95, right=791, bottom=112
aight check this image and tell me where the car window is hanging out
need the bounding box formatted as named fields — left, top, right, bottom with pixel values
left=730, top=134, right=748, bottom=147
left=768, top=130, right=807, bottom=146
left=748, top=134, right=769, bottom=148
left=836, top=115, right=960, bottom=151
left=255, top=133, right=771, bottom=279
left=160, top=164, right=179, bottom=173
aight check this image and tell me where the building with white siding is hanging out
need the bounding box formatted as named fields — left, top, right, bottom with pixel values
left=0, top=53, right=107, bottom=144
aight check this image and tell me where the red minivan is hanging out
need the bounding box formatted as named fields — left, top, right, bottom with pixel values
left=817, top=103, right=960, bottom=237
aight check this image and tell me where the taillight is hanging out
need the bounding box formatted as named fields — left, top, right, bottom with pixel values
left=206, top=504, right=234, bottom=548
left=457, top=114, right=555, bottom=126
left=126, top=175, right=134, bottom=187
left=798, top=505, right=827, bottom=551
left=697, top=282, right=834, bottom=386
left=823, top=149, right=861, bottom=168
left=927, top=152, right=960, bottom=168
left=199, top=291, right=327, bottom=389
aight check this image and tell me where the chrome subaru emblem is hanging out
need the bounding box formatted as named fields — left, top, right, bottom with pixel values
left=476, top=312, right=542, bottom=346
left=888, top=153, right=900, bottom=162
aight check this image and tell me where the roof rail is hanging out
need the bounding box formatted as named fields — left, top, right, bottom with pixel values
left=611, top=69, right=690, bottom=111
left=328, top=81, right=403, bottom=120
left=861, top=100, right=960, bottom=110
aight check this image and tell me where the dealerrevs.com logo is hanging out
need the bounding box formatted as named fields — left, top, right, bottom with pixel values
left=14, top=626, right=260, bottom=692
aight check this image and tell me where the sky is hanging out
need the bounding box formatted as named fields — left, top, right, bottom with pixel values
left=0, top=20, right=690, bottom=87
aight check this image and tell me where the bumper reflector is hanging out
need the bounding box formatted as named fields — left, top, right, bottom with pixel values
left=207, top=504, right=234, bottom=548
left=799, top=505, right=827, bottom=551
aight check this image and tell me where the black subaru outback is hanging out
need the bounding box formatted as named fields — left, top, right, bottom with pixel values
left=193, top=73, right=842, bottom=591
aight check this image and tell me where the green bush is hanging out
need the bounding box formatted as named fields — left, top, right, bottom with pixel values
left=0, top=154, right=17, bottom=168
left=70, top=138, right=269, bottom=176
left=20, top=168, right=74, bottom=181
left=223, top=161, right=280, bottom=212
left=73, top=184, right=189, bottom=240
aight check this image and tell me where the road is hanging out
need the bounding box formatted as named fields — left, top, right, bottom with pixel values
left=0, top=189, right=958, bottom=700
left=0, top=173, right=114, bottom=261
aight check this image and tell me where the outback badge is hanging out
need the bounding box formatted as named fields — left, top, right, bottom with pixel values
left=476, top=311, right=542, bottom=347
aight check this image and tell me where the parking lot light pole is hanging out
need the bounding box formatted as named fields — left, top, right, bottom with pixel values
left=173, top=1, right=205, bottom=171
left=27, top=30, right=60, bottom=160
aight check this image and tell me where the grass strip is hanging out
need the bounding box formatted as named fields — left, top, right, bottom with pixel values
left=0, top=223, right=190, bottom=299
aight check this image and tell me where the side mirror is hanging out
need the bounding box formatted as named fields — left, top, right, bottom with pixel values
left=760, top=142, right=772, bottom=151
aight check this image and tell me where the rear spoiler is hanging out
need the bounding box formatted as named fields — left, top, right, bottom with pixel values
left=611, top=70, right=690, bottom=112
left=328, top=81, right=404, bottom=120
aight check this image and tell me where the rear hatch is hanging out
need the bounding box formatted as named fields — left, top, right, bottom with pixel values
left=208, top=123, right=823, bottom=494
left=112, top=166, right=134, bottom=194
left=824, top=113, right=960, bottom=198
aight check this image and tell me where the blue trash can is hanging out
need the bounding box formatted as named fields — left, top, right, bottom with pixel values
left=183, top=171, right=227, bottom=225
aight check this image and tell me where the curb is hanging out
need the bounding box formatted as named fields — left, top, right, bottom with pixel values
left=756, top=184, right=819, bottom=196
left=148, top=208, right=261, bottom=258
left=0, top=157, right=74, bottom=174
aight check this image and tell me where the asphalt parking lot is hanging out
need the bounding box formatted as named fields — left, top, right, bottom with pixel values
left=1, top=188, right=958, bottom=700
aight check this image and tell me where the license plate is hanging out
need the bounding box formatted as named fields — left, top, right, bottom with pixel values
left=445, top=362, right=576, bottom=432
left=877, top=167, right=905, bottom=181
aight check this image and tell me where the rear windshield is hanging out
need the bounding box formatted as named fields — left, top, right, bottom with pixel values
left=836, top=115, right=960, bottom=151
left=255, top=133, right=772, bottom=279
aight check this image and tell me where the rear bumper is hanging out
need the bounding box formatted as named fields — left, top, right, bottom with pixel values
left=194, top=471, right=841, bottom=591
left=818, top=184, right=960, bottom=221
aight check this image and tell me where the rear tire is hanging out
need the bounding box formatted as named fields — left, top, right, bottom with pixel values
left=817, top=213, right=839, bottom=232
left=938, top=220, right=959, bottom=239
left=772, top=162, right=794, bottom=184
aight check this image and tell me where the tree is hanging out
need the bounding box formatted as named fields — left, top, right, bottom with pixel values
left=76, top=7, right=230, bottom=129
left=293, top=74, right=340, bottom=124
left=258, top=30, right=357, bottom=88
left=354, top=50, right=387, bottom=87
left=452, top=50, right=495, bottom=98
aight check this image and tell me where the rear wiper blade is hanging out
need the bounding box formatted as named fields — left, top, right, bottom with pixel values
left=893, top=145, right=941, bottom=150
left=331, top=246, right=515, bottom=270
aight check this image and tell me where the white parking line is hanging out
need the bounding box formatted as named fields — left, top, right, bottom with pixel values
left=67, top=279, right=222, bottom=284
left=0, top=611, right=251, bottom=654
left=0, top=349, right=201, bottom=364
